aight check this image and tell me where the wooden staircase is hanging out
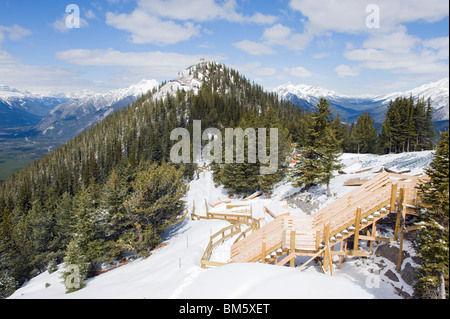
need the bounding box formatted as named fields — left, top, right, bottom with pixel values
left=229, top=172, right=427, bottom=273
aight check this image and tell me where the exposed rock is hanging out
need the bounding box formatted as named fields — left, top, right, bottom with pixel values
left=375, top=243, right=410, bottom=265
left=385, top=269, right=400, bottom=282
left=401, top=262, right=418, bottom=286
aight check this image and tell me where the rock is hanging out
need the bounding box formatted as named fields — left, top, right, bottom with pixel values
left=375, top=243, right=409, bottom=265
left=385, top=269, right=399, bottom=282
left=401, top=262, right=418, bottom=286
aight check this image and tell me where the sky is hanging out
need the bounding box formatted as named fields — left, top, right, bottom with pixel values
left=0, top=0, right=448, bottom=95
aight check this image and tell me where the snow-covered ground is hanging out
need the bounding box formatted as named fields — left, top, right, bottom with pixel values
left=8, top=151, right=434, bottom=299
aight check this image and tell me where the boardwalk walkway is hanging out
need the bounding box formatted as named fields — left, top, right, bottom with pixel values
left=200, top=172, right=427, bottom=274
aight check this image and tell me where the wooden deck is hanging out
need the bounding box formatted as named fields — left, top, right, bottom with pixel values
left=198, top=172, right=428, bottom=274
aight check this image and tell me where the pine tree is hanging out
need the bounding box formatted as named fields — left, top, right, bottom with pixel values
left=124, top=162, right=187, bottom=254
left=350, top=112, right=378, bottom=154
left=62, top=181, right=103, bottom=292
left=379, top=96, right=435, bottom=154
left=415, top=130, right=449, bottom=299
left=291, top=98, right=343, bottom=196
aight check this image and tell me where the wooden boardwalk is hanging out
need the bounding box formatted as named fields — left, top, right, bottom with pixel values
left=200, top=172, right=427, bottom=273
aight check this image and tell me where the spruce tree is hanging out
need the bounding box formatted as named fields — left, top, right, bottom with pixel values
left=350, top=112, right=378, bottom=154
left=291, top=98, right=343, bottom=196
left=124, top=162, right=187, bottom=254
left=415, top=130, right=449, bottom=299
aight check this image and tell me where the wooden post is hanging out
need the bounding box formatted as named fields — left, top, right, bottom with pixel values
left=204, top=198, right=209, bottom=215
left=261, top=240, right=267, bottom=264
left=290, top=230, right=296, bottom=267
left=322, top=225, right=327, bottom=270
left=323, top=223, right=333, bottom=275
left=343, top=239, right=348, bottom=263
left=315, top=230, right=321, bottom=251
left=397, top=188, right=407, bottom=272
left=390, top=183, right=398, bottom=215
left=401, top=188, right=407, bottom=221
left=338, top=240, right=344, bottom=269
left=354, top=207, right=362, bottom=251
left=394, top=188, right=405, bottom=241
left=325, top=224, right=333, bottom=276
left=397, top=232, right=405, bottom=272
left=369, top=220, right=377, bottom=253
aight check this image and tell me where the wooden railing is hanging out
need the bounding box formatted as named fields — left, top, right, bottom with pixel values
left=229, top=173, right=426, bottom=266
left=201, top=223, right=243, bottom=268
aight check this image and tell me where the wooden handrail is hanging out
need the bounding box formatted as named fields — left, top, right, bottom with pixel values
left=229, top=173, right=425, bottom=265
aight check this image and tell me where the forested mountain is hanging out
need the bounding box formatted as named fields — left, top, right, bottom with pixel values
left=0, top=62, right=304, bottom=296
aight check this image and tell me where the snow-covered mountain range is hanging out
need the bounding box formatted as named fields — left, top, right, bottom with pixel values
left=35, top=79, right=159, bottom=139
left=1, top=64, right=448, bottom=145
left=273, top=78, right=449, bottom=124
left=0, top=85, right=70, bottom=129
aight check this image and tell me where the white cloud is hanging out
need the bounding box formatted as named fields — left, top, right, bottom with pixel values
left=0, top=52, right=94, bottom=92
left=289, top=66, right=314, bottom=78
left=233, top=40, right=276, bottom=56
left=343, top=29, right=449, bottom=77
left=136, top=0, right=277, bottom=24
left=335, top=64, right=361, bottom=78
left=230, top=61, right=278, bottom=83
left=289, top=0, right=449, bottom=35
left=106, top=0, right=277, bottom=45
left=55, top=48, right=227, bottom=83
left=0, top=24, right=31, bottom=43
left=56, top=48, right=224, bottom=67
left=235, top=23, right=311, bottom=56
left=84, top=9, right=97, bottom=20
left=312, top=52, right=330, bottom=59
left=263, top=24, right=311, bottom=52
left=0, top=49, right=20, bottom=64
left=106, top=10, right=201, bottom=45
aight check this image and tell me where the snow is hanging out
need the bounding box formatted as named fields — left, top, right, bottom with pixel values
left=8, top=151, right=434, bottom=299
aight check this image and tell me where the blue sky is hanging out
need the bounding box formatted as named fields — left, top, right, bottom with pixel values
left=0, top=0, right=448, bottom=95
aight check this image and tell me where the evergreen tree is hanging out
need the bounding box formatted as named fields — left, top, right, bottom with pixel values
left=124, top=162, right=187, bottom=254
left=62, top=181, right=104, bottom=292
left=415, top=131, right=449, bottom=299
left=379, top=96, right=435, bottom=154
left=291, top=98, right=343, bottom=196
left=349, top=112, right=378, bottom=154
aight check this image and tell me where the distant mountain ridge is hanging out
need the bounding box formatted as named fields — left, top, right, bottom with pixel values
left=273, top=78, right=449, bottom=124
left=0, top=84, right=70, bottom=129
left=34, top=79, right=159, bottom=140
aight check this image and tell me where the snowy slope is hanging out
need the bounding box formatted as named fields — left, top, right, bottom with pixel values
left=8, top=151, right=434, bottom=299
